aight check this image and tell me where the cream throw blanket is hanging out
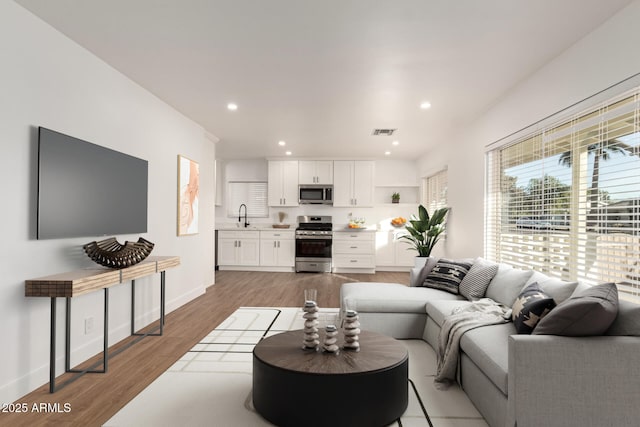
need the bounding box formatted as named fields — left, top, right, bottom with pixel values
left=435, top=298, right=511, bottom=389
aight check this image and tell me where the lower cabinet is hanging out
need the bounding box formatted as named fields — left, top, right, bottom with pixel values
left=259, top=231, right=295, bottom=267
left=332, top=231, right=376, bottom=273
left=217, top=231, right=260, bottom=266
left=375, top=230, right=415, bottom=270
left=218, top=229, right=295, bottom=271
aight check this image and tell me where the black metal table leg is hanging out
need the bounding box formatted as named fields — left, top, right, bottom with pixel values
left=65, top=289, right=108, bottom=374
left=131, top=273, right=164, bottom=336
left=49, top=297, right=56, bottom=393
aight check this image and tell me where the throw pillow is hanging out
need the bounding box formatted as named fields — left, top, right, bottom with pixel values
left=485, top=265, right=535, bottom=307
left=423, top=258, right=473, bottom=295
left=459, top=257, right=499, bottom=300
left=525, top=271, right=579, bottom=304
left=533, top=282, right=619, bottom=336
left=511, top=282, right=556, bottom=334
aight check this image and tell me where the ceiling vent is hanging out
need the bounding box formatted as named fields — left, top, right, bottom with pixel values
left=372, top=128, right=397, bottom=136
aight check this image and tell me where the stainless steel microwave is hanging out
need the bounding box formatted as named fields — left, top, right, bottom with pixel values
left=299, top=185, right=333, bottom=204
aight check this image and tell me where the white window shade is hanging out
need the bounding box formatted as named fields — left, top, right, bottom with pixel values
left=423, top=169, right=448, bottom=212
left=486, top=87, right=640, bottom=303
left=227, top=181, right=268, bottom=218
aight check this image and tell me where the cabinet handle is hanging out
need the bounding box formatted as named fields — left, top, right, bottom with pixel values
left=354, top=198, right=357, bottom=205
left=274, top=241, right=277, bottom=248
left=350, top=259, right=358, bottom=263
left=234, top=241, right=237, bottom=248
left=350, top=246, right=357, bottom=249
left=283, top=198, right=286, bottom=205
left=277, top=241, right=281, bottom=248
left=238, top=240, right=242, bottom=248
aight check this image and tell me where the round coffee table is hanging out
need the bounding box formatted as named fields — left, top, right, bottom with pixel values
left=252, top=329, right=408, bottom=427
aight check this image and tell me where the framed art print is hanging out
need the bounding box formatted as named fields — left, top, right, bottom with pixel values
left=178, top=155, right=199, bottom=236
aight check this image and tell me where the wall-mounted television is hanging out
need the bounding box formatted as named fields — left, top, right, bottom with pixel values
left=37, top=127, right=148, bottom=239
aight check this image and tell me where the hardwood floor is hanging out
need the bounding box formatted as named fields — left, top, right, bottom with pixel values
left=3, top=270, right=409, bottom=427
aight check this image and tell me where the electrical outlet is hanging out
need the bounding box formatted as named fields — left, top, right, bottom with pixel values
left=84, top=317, right=94, bottom=335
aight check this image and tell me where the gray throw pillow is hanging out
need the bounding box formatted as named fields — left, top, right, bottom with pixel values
left=485, top=265, right=534, bottom=307
left=533, top=282, right=619, bottom=336
left=459, top=257, right=499, bottom=300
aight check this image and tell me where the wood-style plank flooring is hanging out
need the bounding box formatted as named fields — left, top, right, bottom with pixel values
left=3, top=270, right=409, bottom=427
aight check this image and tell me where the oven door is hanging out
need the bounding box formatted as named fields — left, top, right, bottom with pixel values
left=295, top=235, right=332, bottom=259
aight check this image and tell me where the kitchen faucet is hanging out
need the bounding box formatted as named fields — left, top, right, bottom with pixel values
left=238, top=204, right=250, bottom=228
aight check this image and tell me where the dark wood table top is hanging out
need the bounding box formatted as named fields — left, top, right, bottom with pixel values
left=253, top=329, right=408, bottom=375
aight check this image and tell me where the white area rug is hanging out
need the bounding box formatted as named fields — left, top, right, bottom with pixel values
left=104, top=307, right=487, bottom=427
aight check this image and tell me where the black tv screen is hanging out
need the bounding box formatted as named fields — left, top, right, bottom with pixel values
left=37, top=127, right=148, bottom=239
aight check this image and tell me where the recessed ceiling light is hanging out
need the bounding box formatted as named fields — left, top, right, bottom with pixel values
left=227, top=103, right=238, bottom=111
left=392, top=140, right=399, bottom=146
left=420, top=101, right=431, bottom=109
left=285, top=151, right=292, bottom=156
left=384, top=151, right=391, bottom=156
left=278, top=140, right=286, bottom=146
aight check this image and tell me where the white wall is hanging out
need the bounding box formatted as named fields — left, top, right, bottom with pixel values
left=0, top=2, right=215, bottom=402
left=417, top=0, right=640, bottom=259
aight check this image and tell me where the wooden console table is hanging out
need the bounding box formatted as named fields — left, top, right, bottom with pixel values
left=25, top=255, right=180, bottom=393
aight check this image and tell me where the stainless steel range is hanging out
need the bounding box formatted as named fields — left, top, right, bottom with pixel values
left=295, top=215, right=333, bottom=273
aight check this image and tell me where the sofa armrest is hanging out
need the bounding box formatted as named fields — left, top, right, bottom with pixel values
left=507, top=335, right=640, bottom=427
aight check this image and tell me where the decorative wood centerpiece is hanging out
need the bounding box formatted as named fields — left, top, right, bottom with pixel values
left=83, top=237, right=155, bottom=269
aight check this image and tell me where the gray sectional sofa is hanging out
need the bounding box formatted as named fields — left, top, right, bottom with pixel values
left=340, top=258, right=640, bottom=427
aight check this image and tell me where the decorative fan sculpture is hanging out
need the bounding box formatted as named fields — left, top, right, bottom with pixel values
left=83, top=237, right=154, bottom=269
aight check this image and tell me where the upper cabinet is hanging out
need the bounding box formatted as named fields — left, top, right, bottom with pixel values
left=298, top=160, right=333, bottom=185
left=268, top=161, right=299, bottom=206
left=333, top=161, right=375, bottom=207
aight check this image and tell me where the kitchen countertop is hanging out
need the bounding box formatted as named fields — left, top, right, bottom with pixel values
left=216, top=223, right=294, bottom=231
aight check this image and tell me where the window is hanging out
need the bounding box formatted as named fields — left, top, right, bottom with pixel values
left=423, top=169, right=448, bottom=212
left=486, top=87, right=640, bottom=303
left=226, top=181, right=268, bottom=218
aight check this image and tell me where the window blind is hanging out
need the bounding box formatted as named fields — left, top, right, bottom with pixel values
left=486, top=87, right=640, bottom=303
left=423, top=169, right=448, bottom=212
left=227, top=181, right=268, bottom=218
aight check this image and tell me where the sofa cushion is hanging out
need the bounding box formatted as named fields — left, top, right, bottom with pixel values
left=426, top=300, right=474, bottom=327
left=606, top=299, right=640, bottom=336
left=411, top=256, right=439, bottom=287
left=512, top=282, right=556, bottom=334
left=485, top=265, right=534, bottom=307
left=460, top=322, right=515, bottom=395
left=341, top=282, right=464, bottom=314
left=533, top=282, right=619, bottom=336
left=423, top=258, right=473, bottom=294
left=459, top=257, right=499, bottom=300
left=525, top=271, right=579, bottom=304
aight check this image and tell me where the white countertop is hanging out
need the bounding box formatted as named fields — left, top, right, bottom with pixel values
left=216, top=223, right=294, bottom=231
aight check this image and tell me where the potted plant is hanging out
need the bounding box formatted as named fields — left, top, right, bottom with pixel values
left=391, top=192, right=400, bottom=203
left=398, top=205, right=449, bottom=263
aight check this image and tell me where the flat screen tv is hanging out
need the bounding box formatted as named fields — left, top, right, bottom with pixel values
left=37, top=127, right=148, bottom=239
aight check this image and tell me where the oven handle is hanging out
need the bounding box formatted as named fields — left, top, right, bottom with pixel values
left=295, top=235, right=333, bottom=240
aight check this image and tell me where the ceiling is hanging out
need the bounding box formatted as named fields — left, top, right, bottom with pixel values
left=16, top=0, right=633, bottom=160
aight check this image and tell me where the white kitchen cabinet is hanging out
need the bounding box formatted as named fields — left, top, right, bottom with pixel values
left=332, top=231, right=376, bottom=273
left=333, top=161, right=374, bottom=207
left=268, top=161, right=299, bottom=206
left=298, top=160, right=333, bottom=185
left=259, top=230, right=295, bottom=267
left=375, top=230, right=415, bottom=270
left=217, top=230, right=260, bottom=266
